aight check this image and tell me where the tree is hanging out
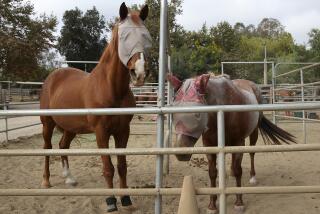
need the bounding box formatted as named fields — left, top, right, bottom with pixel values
left=171, top=24, right=221, bottom=79
left=57, top=7, right=107, bottom=72
left=308, top=28, right=320, bottom=59
left=257, top=18, right=285, bottom=38
left=234, top=22, right=246, bottom=34
left=0, top=0, right=57, bottom=81
left=142, top=0, right=183, bottom=80
left=211, top=21, right=240, bottom=54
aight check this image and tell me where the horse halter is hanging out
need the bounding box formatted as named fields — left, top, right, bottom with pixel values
left=118, top=16, right=152, bottom=67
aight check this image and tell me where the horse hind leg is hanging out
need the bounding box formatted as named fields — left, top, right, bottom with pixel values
left=41, top=116, right=55, bottom=188
left=249, top=128, right=258, bottom=185
left=59, top=131, right=77, bottom=186
left=95, top=125, right=118, bottom=213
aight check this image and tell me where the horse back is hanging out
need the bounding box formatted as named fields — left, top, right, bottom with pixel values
left=206, top=78, right=261, bottom=145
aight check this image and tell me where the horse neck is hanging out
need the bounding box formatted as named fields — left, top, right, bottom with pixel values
left=91, top=37, right=130, bottom=100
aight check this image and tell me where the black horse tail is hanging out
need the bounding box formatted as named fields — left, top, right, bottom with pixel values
left=258, top=115, right=297, bottom=145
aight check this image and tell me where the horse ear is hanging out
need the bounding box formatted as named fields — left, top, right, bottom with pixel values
left=195, top=74, right=210, bottom=94
left=139, top=5, right=149, bottom=21
left=167, top=74, right=182, bottom=91
left=119, top=2, right=128, bottom=21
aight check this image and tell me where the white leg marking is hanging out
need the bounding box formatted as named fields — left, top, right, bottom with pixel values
left=62, top=160, right=77, bottom=186
left=234, top=205, right=245, bottom=214
left=249, top=176, right=257, bottom=185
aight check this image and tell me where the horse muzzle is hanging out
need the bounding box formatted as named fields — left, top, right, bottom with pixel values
left=174, top=134, right=198, bottom=162
left=175, top=154, right=192, bottom=162
left=129, top=69, right=145, bottom=86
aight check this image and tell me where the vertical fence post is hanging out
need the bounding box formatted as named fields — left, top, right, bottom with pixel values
left=164, top=56, right=172, bottom=175
left=0, top=82, right=3, bottom=105
left=155, top=0, right=168, bottom=213
left=221, top=63, right=224, bottom=75
left=272, top=63, right=276, bottom=124
left=8, top=81, right=11, bottom=102
left=217, top=111, right=226, bottom=214
left=263, top=45, right=268, bottom=85
left=300, top=69, right=306, bottom=144
left=20, top=84, right=24, bottom=102
left=4, top=103, right=9, bottom=144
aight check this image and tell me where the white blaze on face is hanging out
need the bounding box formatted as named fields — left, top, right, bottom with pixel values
left=134, top=53, right=145, bottom=80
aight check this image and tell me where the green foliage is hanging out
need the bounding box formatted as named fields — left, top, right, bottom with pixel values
left=142, top=0, right=183, bottom=80
left=2, top=0, right=318, bottom=84
left=308, top=28, right=320, bottom=60
left=171, top=24, right=221, bottom=79
left=57, top=7, right=107, bottom=72
left=0, top=0, right=57, bottom=81
left=211, top=21, right=240, bottom=53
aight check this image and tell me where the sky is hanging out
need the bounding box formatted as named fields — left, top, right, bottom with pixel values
left=29, top=0, right=320, bottom=45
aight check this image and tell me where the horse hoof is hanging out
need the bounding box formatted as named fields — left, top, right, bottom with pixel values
left=207, top=208, right=218, bottom=214
left=249, top=176, right=257, bottom=185
left=65, top=177, right=78, bottom=187
left=107, top=211, right=119, bottom=214
left=41, top=180, right=52, bottom=188
left=122, top=205, right=139, bottom=213
left=234, top=205, right=245, bottom=214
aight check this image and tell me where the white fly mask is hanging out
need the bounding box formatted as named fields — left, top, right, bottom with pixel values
left=173, top=79, right=209, bottom=139
left=118, top=16, right=152, bottom=66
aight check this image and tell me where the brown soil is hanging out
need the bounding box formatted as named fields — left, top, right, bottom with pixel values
left=0, top=120, right=319, bottom=214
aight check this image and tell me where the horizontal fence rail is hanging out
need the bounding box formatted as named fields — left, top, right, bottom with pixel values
left=1, top=144, right=320, bottom=156
left=1, top=103, right=320, bottom=116
left=1, top=186, right=320, bottom=196
left=1, top=103, right=320, bottom=214
left=275, top=63, right=320, bottom=78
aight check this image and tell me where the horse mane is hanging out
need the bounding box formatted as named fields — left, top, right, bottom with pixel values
left=99, top=24, right=119, bottom=64
left=207, top=72, right=230, bottom=80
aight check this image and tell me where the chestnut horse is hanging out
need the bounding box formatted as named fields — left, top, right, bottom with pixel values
left=167, top=74, right=296, bottom=214
left=276, top=89, right=296, bottom=116
left=40, top=3, right=151, bottom=213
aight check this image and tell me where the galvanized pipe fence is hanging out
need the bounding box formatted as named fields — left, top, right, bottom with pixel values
left=273, top=62, right=320, bottom=144
left=220, top=61, right=320, bottom=146
left=1, top=103, right=320, bottom=214
left=0, top=80, right=169, bottom=143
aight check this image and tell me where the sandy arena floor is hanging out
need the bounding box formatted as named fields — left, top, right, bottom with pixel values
left=0, top=118, right=319, bottom=214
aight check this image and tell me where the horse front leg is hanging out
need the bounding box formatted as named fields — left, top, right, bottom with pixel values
left=207, top=154, right=218, bottom=214
left=232, top=151, right=244, bottom=213
left=59, top=131, right=77, bottom=186
left=202, top=130, right=218, bottom=213
left=95, top=125, right=117, bottom=213
left=114, top=124, right=137, bottom=212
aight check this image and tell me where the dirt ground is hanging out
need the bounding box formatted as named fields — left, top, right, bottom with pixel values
left=0, top=104, right=41, bottom=143
left=0, top=118, right=319, bottom=214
